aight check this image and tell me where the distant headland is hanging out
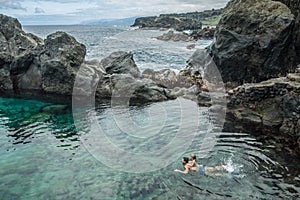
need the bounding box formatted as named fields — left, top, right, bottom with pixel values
left=131, top=8, right=223, bottom=30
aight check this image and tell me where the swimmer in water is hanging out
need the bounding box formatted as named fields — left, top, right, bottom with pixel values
left=188, top=153, right=197, bottom=170
left=175, top=155, right=226, bottom=176
left=174, top=157, right=190, bottom=174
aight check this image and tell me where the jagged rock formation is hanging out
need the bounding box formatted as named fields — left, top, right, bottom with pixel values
left=209, top=0, right=297, bottom=84
left=0, top=14, right=86, bottom=95
left=101, top=51, right=141, bottom=78
left=95, top=51, right=176, bottom=102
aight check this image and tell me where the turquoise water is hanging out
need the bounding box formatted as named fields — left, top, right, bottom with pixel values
left=0, top=97, right=299, bottom=199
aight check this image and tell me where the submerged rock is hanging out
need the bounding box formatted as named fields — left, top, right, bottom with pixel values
left=209, top=0, right=296, bottom=84
left=41, top=104, right=69, bottom=115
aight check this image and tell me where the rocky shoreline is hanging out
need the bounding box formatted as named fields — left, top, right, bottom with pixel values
left=211, top=0, right=300, bottom=154
left=0, top=14, right=181, bottom=103
left=132, top=9, right=221, bottom=42
left=225, top=71, right=300, bottom=154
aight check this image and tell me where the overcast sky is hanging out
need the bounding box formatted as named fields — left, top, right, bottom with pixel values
left=0, top=0, right=229, bottom=25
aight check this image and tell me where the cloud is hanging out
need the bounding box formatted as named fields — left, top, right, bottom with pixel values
left=72, top=0, right=228, bottom=19
left=35, top=7, right=45, bottom=13
left=0, top=0, right=26, bottom=10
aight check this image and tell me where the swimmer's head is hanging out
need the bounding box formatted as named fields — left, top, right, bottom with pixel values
left=182, top=157, right=189, bottom=165
left=190, top=153, right=196, bottom=161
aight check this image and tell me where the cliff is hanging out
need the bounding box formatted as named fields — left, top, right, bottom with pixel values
left=204, top=0, right=300, bottom=153
left=209, top=0, right=296, bottom=84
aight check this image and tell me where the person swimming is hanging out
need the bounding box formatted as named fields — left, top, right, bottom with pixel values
left=189, top=154, right=197, bottom=167
left=174, top=157, right=192, bottom=174
left=175, top=154, right=226, bottom=176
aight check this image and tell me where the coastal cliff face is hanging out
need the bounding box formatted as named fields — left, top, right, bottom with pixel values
left=210, top=0, right=296, bottom=84
left=208, top=0, right=300, bottom=153
left=275, top=0, right=300, bottom=64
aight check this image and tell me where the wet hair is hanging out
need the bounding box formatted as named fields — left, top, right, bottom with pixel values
left=190, top=153, right=196, bottom=161
left=182, top=157, right=189, bottom=165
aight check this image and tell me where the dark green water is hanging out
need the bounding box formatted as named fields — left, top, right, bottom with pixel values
left=0, top=97, right=299, bottom=199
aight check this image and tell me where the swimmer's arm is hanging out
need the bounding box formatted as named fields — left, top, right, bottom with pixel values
left=190, top=160, right=196, bottom=166
left=174, top=166, right=189, bottom=174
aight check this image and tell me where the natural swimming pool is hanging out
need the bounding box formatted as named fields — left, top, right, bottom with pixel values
left=0, top=96, right=299, bottom=199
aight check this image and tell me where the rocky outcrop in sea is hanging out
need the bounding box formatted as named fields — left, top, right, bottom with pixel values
left=155, top=27, right=216, bottom=43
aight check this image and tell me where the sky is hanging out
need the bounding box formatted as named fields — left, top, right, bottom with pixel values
left=0, top=0, right=229, bottom=25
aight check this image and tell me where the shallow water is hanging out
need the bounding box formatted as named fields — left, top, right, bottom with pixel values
left=0, top=97, right=299, bottom=199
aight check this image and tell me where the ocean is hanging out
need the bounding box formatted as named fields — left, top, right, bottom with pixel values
left=0, top=25, right=299, bottom=199
left=23, top=25, right=212, bottom=72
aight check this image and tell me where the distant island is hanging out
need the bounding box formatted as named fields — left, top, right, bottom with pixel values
left=81, top=17, right=137, bottom=26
